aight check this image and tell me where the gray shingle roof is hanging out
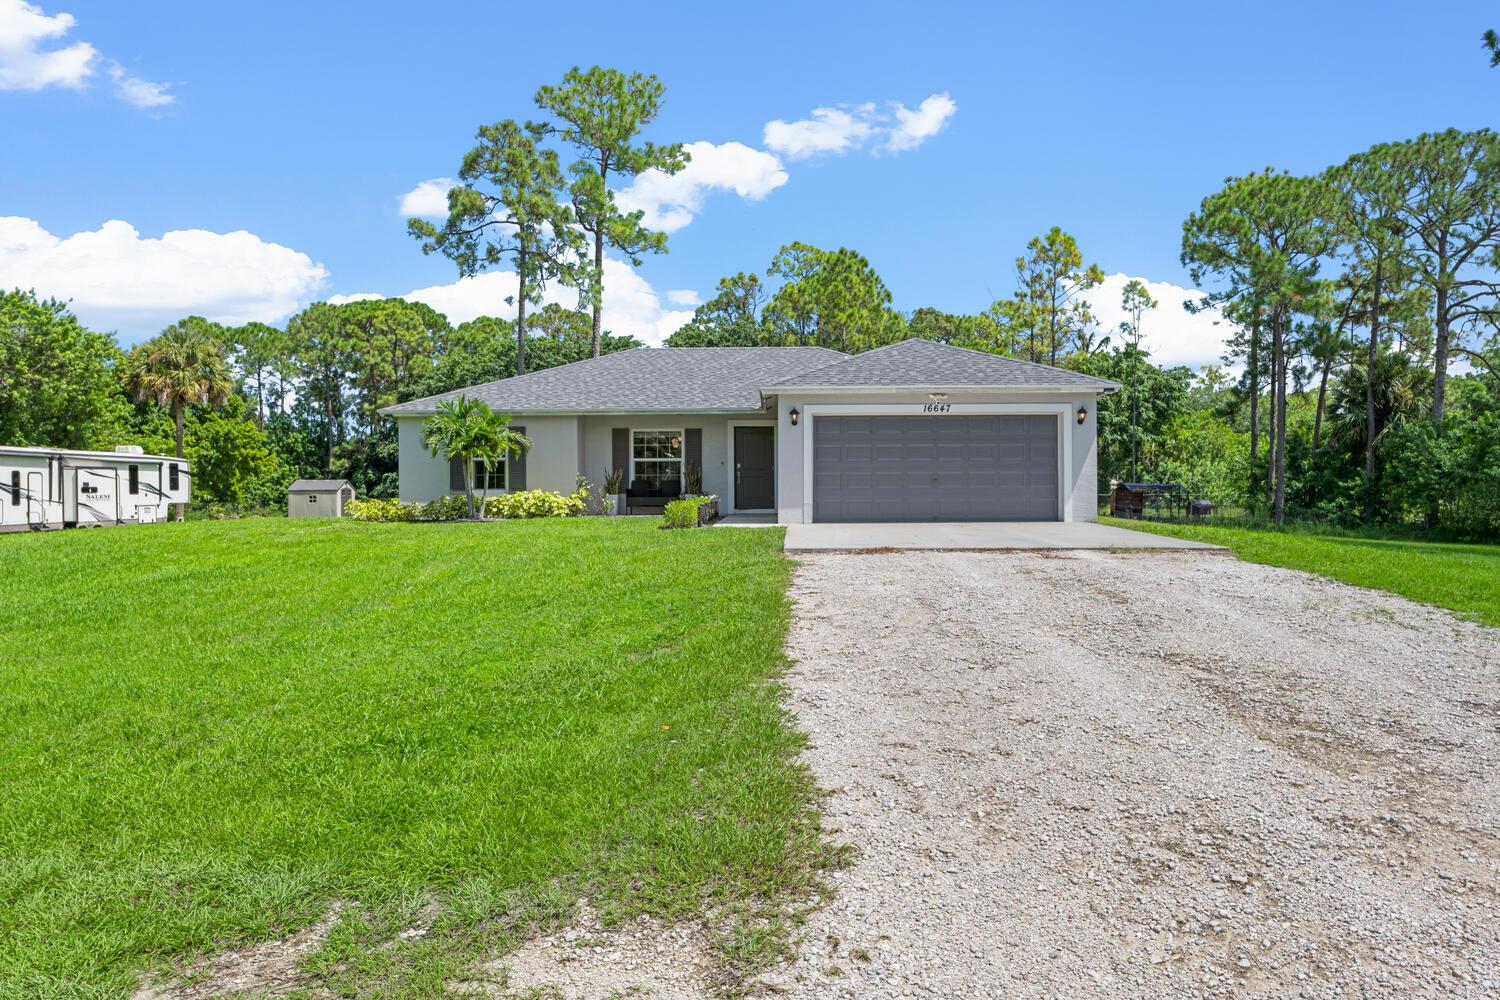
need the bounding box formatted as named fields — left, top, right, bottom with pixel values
left=289, top=479, right=352, bottom=491
left=764, top=338, right=1121, bottom=391
left=380, top=347, right=849, bottom=415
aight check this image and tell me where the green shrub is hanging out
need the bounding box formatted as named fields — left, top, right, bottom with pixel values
left=487, top=489, right=586, bottom=519
left=349, top=487, right=596, bottom=523
left=663, top=495, right=717, bottom=530
left=421, top=494, right=471, bottom=521
left=347, top=498, right=422, bottom=522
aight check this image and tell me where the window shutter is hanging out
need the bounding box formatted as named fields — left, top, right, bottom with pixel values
left=612, top=428, right=630, bottom=483
left=508, top=426, right=526, bottom=490
left=685, top=428, right=702, bottom=469
left=449, top=456, right=465, bottom=492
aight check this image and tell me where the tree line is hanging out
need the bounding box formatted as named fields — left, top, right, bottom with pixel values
left=411, top=67, right=686, bottom=373
left=1181, top=129, right=1500, bottom=531
left=665, top=228, right=1107, bottom=363
left=3, top=65, right=1496, bottom=537
left=0, top=290, right=637, bottom=508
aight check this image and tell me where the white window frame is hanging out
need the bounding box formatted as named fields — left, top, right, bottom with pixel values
left=472, top=458, right=507, bottom=492
left=797, top=402, right=1073, bottom=524
left=630, top=428, right=685, bottom=492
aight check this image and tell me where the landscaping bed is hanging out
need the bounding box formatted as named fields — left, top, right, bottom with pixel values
left=0, top=518, right=828, bottom=998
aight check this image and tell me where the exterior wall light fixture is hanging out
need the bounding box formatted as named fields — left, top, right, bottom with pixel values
left=1076, top=405, right=1088, bottom=425
left=789, top=407, right=800, bottom=426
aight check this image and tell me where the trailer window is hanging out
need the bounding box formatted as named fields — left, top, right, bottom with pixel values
left=128, top=465, right=139, bottom=495
left=169, top=463, right=180, bottom=491
left=8, top=470, right=17, bottom=506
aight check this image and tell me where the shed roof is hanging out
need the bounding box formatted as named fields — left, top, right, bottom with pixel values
left=764, top=338, right=1121, bottom=392
left=380, top=346, right=849, bottom=416
left=289, top=479, right=353, bottom=492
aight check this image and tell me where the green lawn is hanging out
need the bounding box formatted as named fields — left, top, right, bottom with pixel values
left=0, top=518, right=830, bottom=998
left=1102, top=516, right=1500, bottom=628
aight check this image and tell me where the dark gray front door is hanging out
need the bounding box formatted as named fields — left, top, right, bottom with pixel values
left=734, top=426, right=775, bottom=509
left=812, top=414, right=1059, bottom=522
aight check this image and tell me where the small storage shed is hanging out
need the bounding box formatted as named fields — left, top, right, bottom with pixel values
left=288, top=479, right=355, bottom=518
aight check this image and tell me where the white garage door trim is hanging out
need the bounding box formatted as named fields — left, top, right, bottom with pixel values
left=800, top=402, right=1073, bottom=524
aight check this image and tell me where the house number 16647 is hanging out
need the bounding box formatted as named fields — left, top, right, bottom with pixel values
left=923, top=402, right=951, bottom=413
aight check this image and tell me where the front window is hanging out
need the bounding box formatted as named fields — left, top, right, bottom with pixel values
left=632, top=429, right=683, bottom=491
left=473, top=459, right=506, bottom=491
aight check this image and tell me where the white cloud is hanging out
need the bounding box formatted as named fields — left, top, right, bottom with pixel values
left=0, top=0, right=93, bottom=90
left=763, top=104, right=876, bottom=160
left=886, top=92, right=957, bottom=152
left=0, top=216, right=327, bottom=335
left=106, top=62, right=172, bottom=109
left=326, top=292, right=382, bottom=305
left=761, top=93, right=957, bottom=160
left=398, top=177, right=455, bottom=218
left=0, top=1, right=171, bottom=106
left=337, top=257, right=693, bottom=347
left=1082, top=273, right=1232, bottom=371
left=615, top=140, right=788, bottom=233
left=665, top=289, right=700, bottom=307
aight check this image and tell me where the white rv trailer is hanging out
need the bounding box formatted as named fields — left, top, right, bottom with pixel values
left=0, top=445, right=190, bottom=533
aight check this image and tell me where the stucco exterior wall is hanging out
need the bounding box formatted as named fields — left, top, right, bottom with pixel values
left=518, top=416, right=584, bottom=494
left=773, top=390, right=1104, bottom=524
left=396, top=417, right=452, bottom=502
left=396, top=415, right=582, bottom=500
left=577, top=414, right=776, bottom=509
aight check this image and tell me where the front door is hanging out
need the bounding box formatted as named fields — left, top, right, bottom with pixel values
left=734, top=426, right=775, bottom=510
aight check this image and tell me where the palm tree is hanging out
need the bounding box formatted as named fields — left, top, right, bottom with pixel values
left=1325, top=348, right=1431, bottom=465
left=470, top=407, right=529, bottom=518
left=1304, top=319, right=1352, bottom=452
left=421, top=397, right=530, bottom=519
left=123, top=320, right=235, bottom=460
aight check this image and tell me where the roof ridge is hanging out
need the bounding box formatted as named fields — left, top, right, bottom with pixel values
left=647, top=345, right=847, bottom=352
left=765, top=338, right=925, bottom=379
left=393, top=347, right=646, bottom=410
left=758, top=336, right=1119, bottom=390
left=912, top=337, right=1103, bottom=375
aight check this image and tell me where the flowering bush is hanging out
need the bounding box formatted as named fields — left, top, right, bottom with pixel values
left=349, top=486, right=592, bottom=522
left=347, top=498, right=423, bottom=522
left=486, top=489, right=586, bottom=519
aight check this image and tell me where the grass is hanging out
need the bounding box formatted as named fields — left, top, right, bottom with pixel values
left=0, top=518, right=833, bottom=998
left=1102, top=516, right=1500, bottom=628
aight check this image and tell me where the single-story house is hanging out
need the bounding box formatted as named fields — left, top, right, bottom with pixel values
left=379, top=338, right=1120, bottom=524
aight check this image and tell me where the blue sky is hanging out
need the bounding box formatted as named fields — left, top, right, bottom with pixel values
left=4, top=0, right=1498, bottom=367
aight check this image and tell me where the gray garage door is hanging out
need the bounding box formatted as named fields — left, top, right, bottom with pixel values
left=812, top=414, right=1059, bottom=522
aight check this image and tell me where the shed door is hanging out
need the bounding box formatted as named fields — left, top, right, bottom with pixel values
left=812, top=414, right=1059, bottom=522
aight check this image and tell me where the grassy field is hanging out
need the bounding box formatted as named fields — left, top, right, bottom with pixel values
left=1103, top=516, right=1500, bottom=628
left=0, top=518, right=830, bottom=998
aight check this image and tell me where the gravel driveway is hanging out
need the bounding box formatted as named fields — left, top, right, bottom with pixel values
left=764, top=549, right=1500, bottom=999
